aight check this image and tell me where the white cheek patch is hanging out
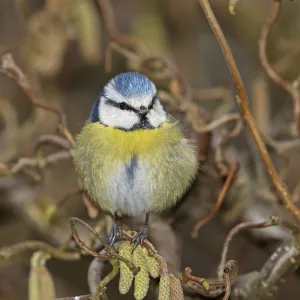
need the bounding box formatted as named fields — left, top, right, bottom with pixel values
left=99, top=101, right=139, bottom=130
left=147, top=101, right=167, bottom=127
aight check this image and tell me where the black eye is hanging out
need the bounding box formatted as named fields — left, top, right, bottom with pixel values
left=119, top=102, right=128, bottom=110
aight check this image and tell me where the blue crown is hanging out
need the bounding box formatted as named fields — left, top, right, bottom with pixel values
left=112, top=72, right=154, bottom=98
left=91, top=73, right=155, bottom=123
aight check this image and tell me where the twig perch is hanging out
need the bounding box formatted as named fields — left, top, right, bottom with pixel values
left=70, top=217, right=139, bottom=274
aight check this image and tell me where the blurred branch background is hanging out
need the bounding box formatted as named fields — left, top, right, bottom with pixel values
left=1, top=0, right=300, bottom=299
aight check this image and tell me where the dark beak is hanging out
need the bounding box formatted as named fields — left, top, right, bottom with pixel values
left=138, top=109, right=148, bottom=118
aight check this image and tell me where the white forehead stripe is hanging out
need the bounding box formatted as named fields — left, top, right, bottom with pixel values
left=104, top=82, right=156, bottom=109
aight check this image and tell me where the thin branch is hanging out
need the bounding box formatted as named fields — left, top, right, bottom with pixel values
left=181, top=280, right=223, bottom=298
left=198, top=0, right=300, bottom=221
left=223, top=271, right=231, bottom=300
left=230, top=227, right=300, bottom=299
left=191, top=161, right=239, bottom=238
left=0, top=240, right=80, bottom=261
left=259, top=0, right=300, bottom=134
left=0, top=53, right=78, bottom=149
left=96, top=0, right=137, bottom=48
left=93, top=259, right=119, bottom=300
left=34, top=134, right=73, bottom=151
left=0, top=54, right=67, bottom=125
left=70, top=218, right=110, bottom=260
left=70, top=217, right=139, bottom=274
left=257, top=239, right=300, bottom=296
left=218, top=218, right=274, bottom=278
left=194, top=113, right=241, bottom=133
left=43, top=150, right=73, bottom=165
left=58, top=124, right=76, bottom=148
left=193, top=86, right=232, bottom=103
left=104, top=41, right=139, bottom=72
left=182, top=267, right=211, bottom=290
left=1, top=150, right=72, bottom=177
left=142, top=55, right=194, bottom=103
left=182, top=260, right=238, bottom=299
left=217, top=216, right=299, bottom=278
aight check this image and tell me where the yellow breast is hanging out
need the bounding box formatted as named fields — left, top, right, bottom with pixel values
left=78, top=121, right=182, bottom=161
left=73, top=120, right=198, bottom=215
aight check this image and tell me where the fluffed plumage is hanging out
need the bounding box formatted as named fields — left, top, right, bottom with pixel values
left=73, top=72, right=198, bottom=217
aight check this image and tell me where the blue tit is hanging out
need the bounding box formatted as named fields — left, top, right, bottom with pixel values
left=73, top=72, right=198, bottom=245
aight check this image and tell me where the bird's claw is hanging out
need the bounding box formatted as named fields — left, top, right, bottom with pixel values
left=131, top=226, right=148, bottom=249
left=107, top=222, right=123, bottom=246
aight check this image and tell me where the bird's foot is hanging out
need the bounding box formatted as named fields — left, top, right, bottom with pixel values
left=107, top=222, right=123, bottom=247
left=131, top=226, right=148, bottom=249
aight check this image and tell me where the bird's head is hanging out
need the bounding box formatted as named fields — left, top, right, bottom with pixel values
left=90, top=72, right=167, bottom=130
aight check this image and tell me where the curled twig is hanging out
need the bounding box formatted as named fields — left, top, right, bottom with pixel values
left=218, top=218, right=275, bottom=278
left=259, top=0, right=300, bottom=134
left=182, top=267, right=211, bottom=291
left=0, top=53, right=77, bottom=149
left=223, top=268, right=231, bottom=300
left=198, top=0, right=300, bottom=221
left=217, top=216, right=299, bottom=278
left=191, top=161, right=239, bottom=238
left=0, top=53, right=67, bottom=125
left=70, top=217, right=139, bottom=274
left=70, top=218, right=110, bottom=260
left=182, top=260, right=238, bottom=299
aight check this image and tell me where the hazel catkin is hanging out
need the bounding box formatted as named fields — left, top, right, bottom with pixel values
left=158, top=274, right=171, bottom=300
left=170, top=274, right=184, bottom=300
left=118, top=242, right=134, bottom=294
left=141, top=247, right=159, bottom=279
left=132, top=245, right=150, bottom=300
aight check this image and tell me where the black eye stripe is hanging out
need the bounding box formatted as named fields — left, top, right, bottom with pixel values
left=105, top=98, right=119, bottom=108
left=119, top=102, right=137, bottom=112
left=105, top=98, right=138, bottom=113
left=105, top=95, right=157, bottom=112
